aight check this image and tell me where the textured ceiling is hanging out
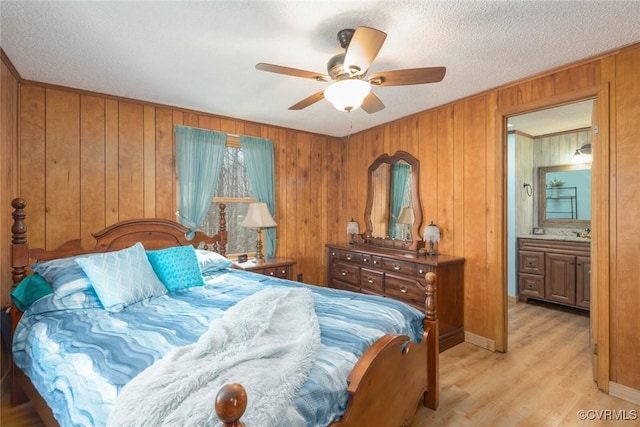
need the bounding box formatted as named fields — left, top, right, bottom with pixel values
left=2, top=1, right=639, bottom=138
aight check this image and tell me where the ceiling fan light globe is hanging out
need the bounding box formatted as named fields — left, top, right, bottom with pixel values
left=324, top=79, right=371, bottom=112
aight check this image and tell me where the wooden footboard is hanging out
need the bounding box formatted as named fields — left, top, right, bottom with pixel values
left=215, top=272, right=439, bottom=426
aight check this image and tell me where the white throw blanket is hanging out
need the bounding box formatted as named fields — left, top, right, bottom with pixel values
left=108, top=287, right=321, bottom=427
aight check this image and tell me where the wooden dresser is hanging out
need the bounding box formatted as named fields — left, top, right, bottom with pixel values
left=518, top=238, right=590, bottom=310
left=326, top=243, right=465, bottom=351
left=233, top=258, right=296, bottom=280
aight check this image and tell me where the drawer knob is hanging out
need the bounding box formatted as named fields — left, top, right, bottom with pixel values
left=393, top=264, right=401, bottom=271
left=367, top=277, right=375, bottom=284
left=346, top=255, right=352, bottom=261
left=400, top=286, right=408, bottom=293
left=373, top=260, right=378, bottom=265
left=332, top=252, right=336, bottom=256
left=363, top=257, right=369, bottom=262
left=270, top=272, right=274, bottom=276
left=340, top=270, right=347, bottom=276
left=418, top=269, right=425, bottom=274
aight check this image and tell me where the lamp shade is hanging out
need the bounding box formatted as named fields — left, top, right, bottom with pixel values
left=240, top=202, right=277, bottom=228
left=324, top=79, right=371, bottom=112
left=347, top=218, right=359, bottom=234
left=423, top=221, right=441, bottom=243
left=396, top=207, right=414, bottom=225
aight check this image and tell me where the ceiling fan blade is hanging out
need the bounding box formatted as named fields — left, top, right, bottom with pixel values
left=369, top=67, right=446, bottom=87
left=256, top=63, right=330, bottom=82
left=289, top=91, right=325, bottom=110
left=361, top=91, right=385, bottom=114
left=343, top=27, right=387, bottom=75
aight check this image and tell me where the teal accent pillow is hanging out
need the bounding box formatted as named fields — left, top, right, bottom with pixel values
left=195, top=249, right=233, bottom=274
left=10, top=274, right=53, bottom=312
left=146, top=246, right=205, bottom=292
left=75, top=242, right=167, bottom=312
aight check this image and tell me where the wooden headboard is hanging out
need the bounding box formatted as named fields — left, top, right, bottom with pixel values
left=10, top=197, right=228, bottom=287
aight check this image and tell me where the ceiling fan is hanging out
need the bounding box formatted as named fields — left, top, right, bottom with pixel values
left=256, top=26, right=446, bottom=113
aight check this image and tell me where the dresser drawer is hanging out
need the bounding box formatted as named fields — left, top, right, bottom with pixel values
left=385, top=273, right=425, bottom=305
left=331, top=262, right=360, bottom=286
left=360, top=268, right=384, bottom=294
left=372, top=256, right=417, bottom=275
left=260, top=266, right=290, bottom=279
left=518, top=273, right=544, bottom=298
left=330, top=249, right=362, bottom=264
left=519, top=251, right=544, bottom=275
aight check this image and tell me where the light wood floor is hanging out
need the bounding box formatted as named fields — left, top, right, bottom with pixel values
left=1, top=301, right=637, bottom=426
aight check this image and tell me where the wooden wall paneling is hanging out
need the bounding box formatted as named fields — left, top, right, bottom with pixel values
left=45, top=89, right=80, bottom=250
left=436, top=106, right=455, bottom=256
left=18, top=85, right=46, bottom=249
left=418, top=110, right=438, bottom=226
left=325, top=137, right=343, bottom=260
left=105, top=99, right=119, bottom=225
left=554, top=62, right=599, bottom=95
left=183, top=112, right=199, bottom=128
left=452, top=103, right=465, bottom=259
left=530, top=74, right=556, bottom=101
left=154, top=108, right=175, bottom=220
left=295, top=131, right=311, bottom=276
left=460, top=95, right=489, bottom=337
left=117, top=102, right=144, bottom=220
left=612, top=48, right=640, bottom=390
left=80, top=95, right=106, bottom=247
left=485, top=91, right=505, bottom=351
left=1, top=58, right=19, bottom=305
left=272, top=127, right=289, bottom=256
left=308, top=133, right=325, bottom=283
left=143, top=106, right=156, bottom=218
left=497, top=82, right=531, bottom=109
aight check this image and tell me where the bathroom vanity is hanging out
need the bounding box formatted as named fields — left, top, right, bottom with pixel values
left=518, top=237, right=591, bottom=310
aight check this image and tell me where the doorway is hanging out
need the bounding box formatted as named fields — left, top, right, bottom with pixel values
left=496, top=85, right=611, bottom=390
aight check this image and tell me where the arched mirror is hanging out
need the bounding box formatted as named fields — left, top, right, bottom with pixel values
left=363, top=151, right=423, bottom=251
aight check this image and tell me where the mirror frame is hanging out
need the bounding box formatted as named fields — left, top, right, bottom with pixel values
left=363, top=151, right=423, bottom=251
left=537, top=163, right=591, bottom=227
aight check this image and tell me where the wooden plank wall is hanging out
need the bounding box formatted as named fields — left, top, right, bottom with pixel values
left=7, top=83, right=343, bottom=302
left=341, top=45, right=639, bottom=391
left=2, top=44, right=639, bottom=392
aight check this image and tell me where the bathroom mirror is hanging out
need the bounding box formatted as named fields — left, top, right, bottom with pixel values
left=363, top=151, right=423, bottom=251
left=538, top=163, right=591, bottom=227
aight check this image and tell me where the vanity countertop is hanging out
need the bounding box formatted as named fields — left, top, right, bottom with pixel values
left=519, top=234, right=591, bottom=243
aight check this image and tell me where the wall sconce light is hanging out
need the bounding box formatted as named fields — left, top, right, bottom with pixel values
left=423, top=221, right=441, bottom=256
left=572, top=143, right=592, bottom=164
left=240, top=202, right=277, bottom=263
left=396, top=206, right=414, bottom=241
left=347, top=218, right=359, bottom=244
left=324, top=79, right=371, bottom=112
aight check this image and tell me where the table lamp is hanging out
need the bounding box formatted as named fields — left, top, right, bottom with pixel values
left=423, top=221, right=441, bottom=256
left=241, top=202, right=277, bottom=263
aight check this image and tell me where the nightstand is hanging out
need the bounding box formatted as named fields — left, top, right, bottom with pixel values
left=233, top=258, right=296, bottom=280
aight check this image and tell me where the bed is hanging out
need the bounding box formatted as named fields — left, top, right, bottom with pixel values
left=8, top=197, right=439, bottom=427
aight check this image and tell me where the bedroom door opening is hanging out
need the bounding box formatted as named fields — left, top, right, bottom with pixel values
left=497, top=85, right=610, bottom=390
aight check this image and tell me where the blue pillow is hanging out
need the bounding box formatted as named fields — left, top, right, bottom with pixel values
left=11, top=274, right=53, bottom=312
left=146, top=246, right=205, bottom=292
left=75, top=242, right=167, bottom=312
left=32, top=255, right=93, bottom=297
left=195, top=249, right=233, bottom=274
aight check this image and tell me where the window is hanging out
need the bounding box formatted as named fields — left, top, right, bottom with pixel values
left=199, top=145, right=257, bottom=255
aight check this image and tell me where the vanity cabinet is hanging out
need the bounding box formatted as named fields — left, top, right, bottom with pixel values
left=326, top=243, right=465, bottom=352
left=518, top=238, right=590, bottom=310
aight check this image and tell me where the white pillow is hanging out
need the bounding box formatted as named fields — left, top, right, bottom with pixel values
left=195, top=249, right=233, bottom=274
left=75, top=242, right=167, bottom=311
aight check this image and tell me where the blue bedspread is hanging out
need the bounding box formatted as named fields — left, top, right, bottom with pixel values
left=13, top=269, right=424, bottom=427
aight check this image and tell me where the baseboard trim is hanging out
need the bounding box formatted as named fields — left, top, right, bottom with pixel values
left=465, top=331, right=496, bottom=351
left=507, top=295, right=518, bottom=304
left=609, top=381, right=640, bottom=406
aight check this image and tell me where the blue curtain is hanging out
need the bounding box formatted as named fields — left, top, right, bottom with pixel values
left=240, top=136, right=276, bottom=258
left=175, top=125, right=226, bottom=237
left=388, top=163, right=411, bottom=238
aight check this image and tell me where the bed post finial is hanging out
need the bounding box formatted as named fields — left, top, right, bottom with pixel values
left=424, top=271, right=437, bottom=321
left=11, top=198, right=28, bottom=286
left=218, top=203, right=227, bottom=256
left=215, top=383, right=247, bottom=427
